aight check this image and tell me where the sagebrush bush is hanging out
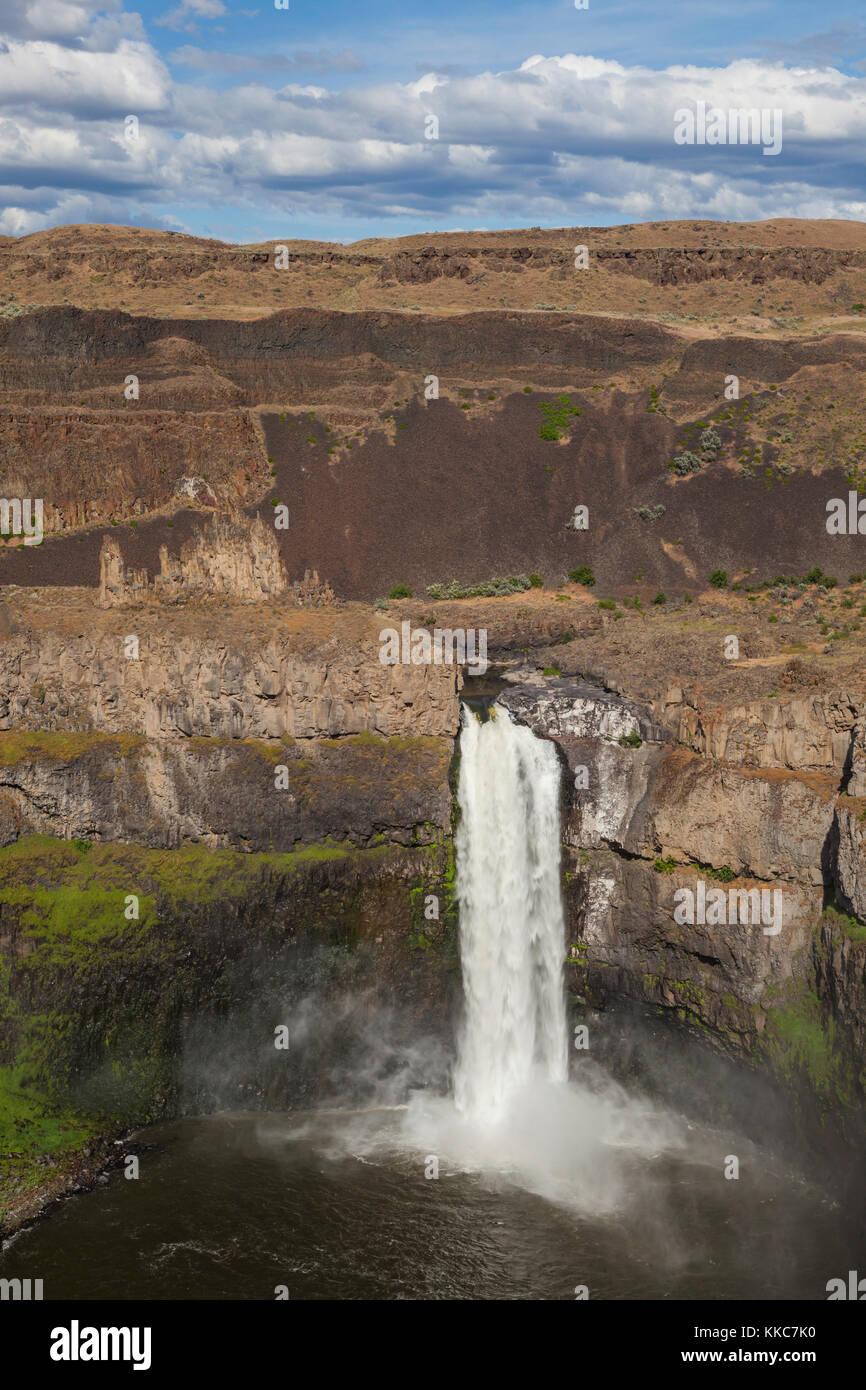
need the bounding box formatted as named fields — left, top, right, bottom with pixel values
left=426, top=574, right=533, bottom=600
left=670, top=451, right=702, bottom=476
left=699, top=427, right=721, bottom=457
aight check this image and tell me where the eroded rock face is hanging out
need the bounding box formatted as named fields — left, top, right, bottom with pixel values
left=0, top=627, right=460, bottom=740
left=664, top=692, right=859, bottom=773
left=503, top=679, right=866, bottom=1105
left=0, top=408, right=263, bottom=536
left=507, top=681, right=840, bottom=887
left=635, top=753, right=836, bottom=887
left=845, top=716, right=866, bottom=796
left=98, top=537, right=149, bottom=606
left=376, top=244, right=866, bottom=290
left=501, top=681, right=659, bottom=742
left=99, top=513, right=294, bottom=607
left=0, top=732, right=452, bottom=851
left=569, top=850, right=817, bottom=1016
left=833, top=800, right=866, bottom=920
left=815, top=909, right=866, bottom=1067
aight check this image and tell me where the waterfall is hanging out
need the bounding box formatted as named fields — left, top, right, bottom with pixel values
left=453, top=702, right=568, bottom=1124
left=398, top=698, right=681, bottom=1213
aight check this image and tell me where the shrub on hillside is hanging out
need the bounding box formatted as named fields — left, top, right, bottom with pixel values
left=426, top=574, right=533, bottom=600
left=538, top=395, right=581, bottom=442
left=669, top=451, right=702, bottom=476
left=699, top=427, right=721, bottom=458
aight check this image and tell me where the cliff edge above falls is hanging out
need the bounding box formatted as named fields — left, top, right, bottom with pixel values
left=0, top=589, right=460, bottom=742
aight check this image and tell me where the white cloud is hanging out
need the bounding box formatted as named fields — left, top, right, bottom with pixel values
left=0, top=38, right=170, bottom=113
left=155, top=0, right=226, bottom=33
left=0, top=0, right=145, bottom=49
left=3, top=28, right=866, bottom=236
left=408, top=72, right=448, bottom=98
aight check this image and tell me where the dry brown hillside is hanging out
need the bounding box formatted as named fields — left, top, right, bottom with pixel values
left=4, top=219, right=866, bottom=327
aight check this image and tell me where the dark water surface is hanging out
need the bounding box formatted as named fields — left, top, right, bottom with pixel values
left=1, top=1103, right=858, bottom=1300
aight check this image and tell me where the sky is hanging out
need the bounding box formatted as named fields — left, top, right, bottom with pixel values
left=1, top=0, right=866, bottom=242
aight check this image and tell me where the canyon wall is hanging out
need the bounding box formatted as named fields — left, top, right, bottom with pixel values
left=503, top=680, right=866, bottom=1122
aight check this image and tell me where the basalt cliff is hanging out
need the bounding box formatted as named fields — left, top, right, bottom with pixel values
left=3, top=219, right=866, bottom=1231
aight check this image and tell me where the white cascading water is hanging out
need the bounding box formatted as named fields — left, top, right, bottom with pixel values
left=453, top=703, right=568, bottom=1124
left=395, top=697, right=683, bottom=1213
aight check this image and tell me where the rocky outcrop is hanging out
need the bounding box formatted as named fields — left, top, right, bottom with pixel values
left=603, top=245, right=866, bottom=288
left=98, top=537, right=149, bottom=606
left=4, top=225, right=865, bottom=316
left=634, top=754, right=836, bottom=887
left=98, top=513, right=296, bottom=606
left=507, top=681, right=837, bottom=888
left=376, top=245, right=866, bottom=289
left=0, top=408, right=264, bottom=532
left=814, top=909, right=866, bottom=1076
left=567, top=849, right=817, bottom=1025
left=832, top=798, right=866, bottom=920
left=501, top=681, right=660, bottom=742
left=846, top=716, right=866, bottom=795
left=0, top=305, right=678, bottom=372
left=663, top=691, right=861, bottom=774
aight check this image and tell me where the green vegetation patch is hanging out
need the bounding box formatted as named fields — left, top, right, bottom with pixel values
left=538, top=395, right=581, bottom=442
left=761, top=981, right=859, bottom=1110
left=0, top=1064, right=101, bottom=1222
left=0, top=1065, right=95, bottom=1158
left=0, top=829, right=457, bottom=1222
left=822, top=903, right=866, bottom=943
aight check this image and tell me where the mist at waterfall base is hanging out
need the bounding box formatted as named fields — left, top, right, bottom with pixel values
left=399, top=703, right=684, bottom=1217
left=3, top=704, right=864, bottom=1299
